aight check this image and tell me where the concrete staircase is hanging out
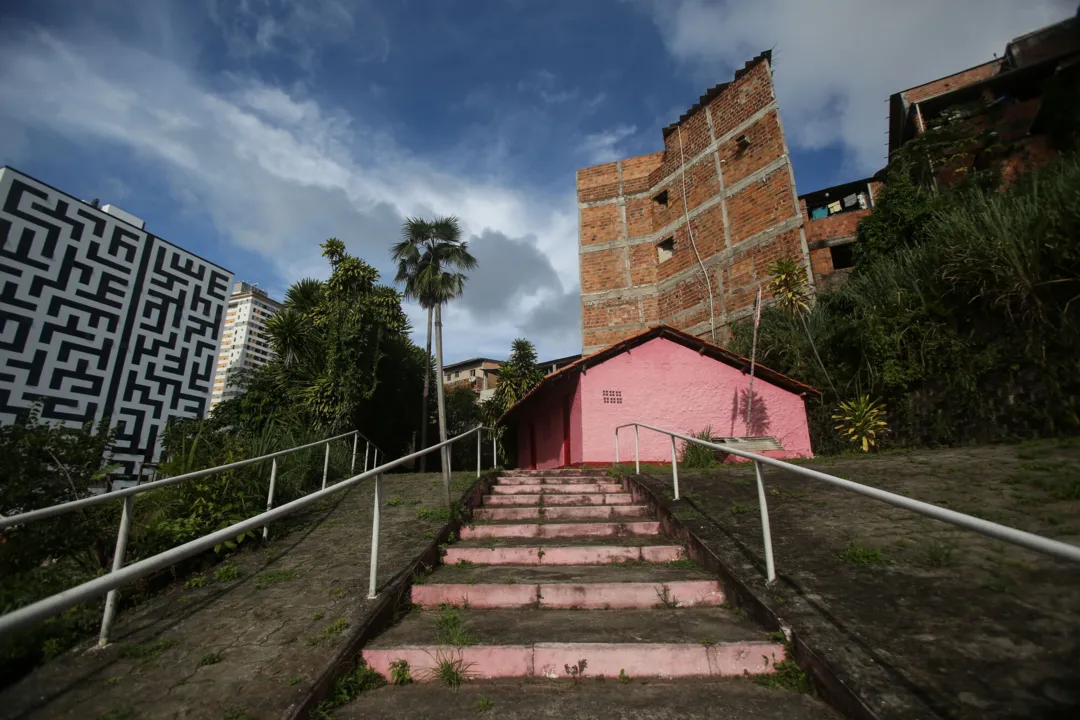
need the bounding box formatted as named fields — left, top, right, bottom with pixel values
left=360, top=468, right=787, bottom=683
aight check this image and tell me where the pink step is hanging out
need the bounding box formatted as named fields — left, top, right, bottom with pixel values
left=491, top=484, right=623, bottom=495
left=475, top=505, right=648, bottom=521
left=412, top=580, right=723, bottom=609
left=443, top=545, right=684, bottom=566
left=460, top=521, right=659, bottom=540
left=483, top=493, right=633, bottom=506
left=504, top=469, right=608, bottom=477
left=363, top=641, right=784, bottom=680
left=497, top=476, right=615, bottom=486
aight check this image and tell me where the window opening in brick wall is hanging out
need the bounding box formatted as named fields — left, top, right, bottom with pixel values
left=652, top=190, right=668, bottom=207
left=657, top=237, right=676, bottom=263
left=602, top=390, right=623, bottom=404
left=830, top=243, right=856, bottom=270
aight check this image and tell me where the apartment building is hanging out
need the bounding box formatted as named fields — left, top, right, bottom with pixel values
left=442, top=358, right=502, bottom=401
left=0, top=166, right=232, bottom=477
left=209, top=282, right=281, bottom=413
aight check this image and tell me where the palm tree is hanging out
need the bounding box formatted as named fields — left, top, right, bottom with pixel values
left=392, top=216, right=477, bottom=506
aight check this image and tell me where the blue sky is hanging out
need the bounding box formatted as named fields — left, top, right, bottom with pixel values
left=1, top=0, right=1074, bottom=363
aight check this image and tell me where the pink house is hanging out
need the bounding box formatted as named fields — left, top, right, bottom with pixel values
left=499, top=326, right=819, bottom=469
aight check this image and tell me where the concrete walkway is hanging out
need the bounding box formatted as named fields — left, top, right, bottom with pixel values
left=0, top=472, right=475, bottom=720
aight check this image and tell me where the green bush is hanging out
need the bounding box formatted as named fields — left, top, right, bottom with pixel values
left=680, top=428, right=719, bottom=468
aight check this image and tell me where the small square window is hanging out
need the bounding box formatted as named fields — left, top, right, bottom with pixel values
left=830, top=243, right=855, bottom=270
left=652, top=190, right=669, bottom=207
left=657, top=237, right=675, bottom=263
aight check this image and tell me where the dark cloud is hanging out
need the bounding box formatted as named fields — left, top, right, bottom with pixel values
left=458, top=229, right=561, bottom=319
left=523, top=287, right=581, bottom=354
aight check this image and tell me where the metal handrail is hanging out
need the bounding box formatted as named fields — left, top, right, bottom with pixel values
left=0, top=430, right=378, bottom=529
left=0, top=426, right=493, bottom=643
left=615, top=422, right=1080, bottom=583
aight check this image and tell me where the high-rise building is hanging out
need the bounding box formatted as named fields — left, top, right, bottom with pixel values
left=208, top=281, right=281, bottom=413
left=0, top=166, right=233, bottom=478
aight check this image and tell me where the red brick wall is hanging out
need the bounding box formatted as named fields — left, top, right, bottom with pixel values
left=578, top=57, right=807, bottom=353
left=902, top=60, right=1002, bottom=104
left=805, top=209, right=869, bottom=245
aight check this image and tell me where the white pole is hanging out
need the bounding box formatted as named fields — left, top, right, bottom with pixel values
left=262, top=458, right=278, bottom=540
left=492, top=429, right=497, bottom=470
left=669, top=435, right=680, bottom=501
left=321, top=442, right=330, bottom=490
left=367, top=473, right=382, bottom=599
left=634, top=425, right=640, bottom=475
left=350, top=433, right=358, bottom=476
left=98, top=494, right=134, bottom=646
left=615, top=428, right=620, bottom=465
left=745, top=287, right=762, bottom=436
left=476, top=430, right=481, bottom=478
left=364, top=442, right=370, bottom=473
left=754, top=460, right=776, bottom=583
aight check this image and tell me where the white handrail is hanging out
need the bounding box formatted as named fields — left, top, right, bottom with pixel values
left=0, top=430, right=374, bottom=529
left=615, top=422, right=1080, bottom=583
left=0, top=425, right=493, bottom=642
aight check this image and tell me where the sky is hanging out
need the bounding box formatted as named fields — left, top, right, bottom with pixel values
left=1, top=0, right=1074, bottom=364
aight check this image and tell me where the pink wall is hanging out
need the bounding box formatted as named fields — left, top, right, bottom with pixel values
left=515, top=375, right=582, bottom=469
left=579, top=338, right=813, bottom=463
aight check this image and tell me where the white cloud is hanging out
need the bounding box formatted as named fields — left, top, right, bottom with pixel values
left=0, top=29, right=582, bottom=361
left=578, top=124, right=638, bottom=164
left=639, top=0, right=1076, bottom=174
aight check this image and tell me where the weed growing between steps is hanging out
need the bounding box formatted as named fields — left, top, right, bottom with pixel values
left=310, top=659, right=386, bottom=720
left=435, top=604, right=477, bottom=646
left=427, top=652, right=474, bottom=689
left=389, top=659, right=412, bottom=685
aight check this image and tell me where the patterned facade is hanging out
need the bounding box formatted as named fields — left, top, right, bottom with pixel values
left=0, top=167, right=233, bottom=477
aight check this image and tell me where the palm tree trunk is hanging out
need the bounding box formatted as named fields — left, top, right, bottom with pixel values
left=434, top=303, right=451, bottom=508
left=418, top=306, right=433, bottom=472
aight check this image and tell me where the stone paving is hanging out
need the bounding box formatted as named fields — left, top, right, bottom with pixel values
left=0, top=471, right=478, bottom=720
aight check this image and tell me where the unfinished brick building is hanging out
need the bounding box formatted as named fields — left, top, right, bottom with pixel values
left=577, top=51, right=812, bottom=354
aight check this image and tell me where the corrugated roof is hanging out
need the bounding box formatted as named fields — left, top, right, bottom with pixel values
left=661, top=50, right=773, bottom=139
left=497, top=324, right=820, bottom=425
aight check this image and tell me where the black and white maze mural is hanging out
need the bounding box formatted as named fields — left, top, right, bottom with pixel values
left=0, top=167, right=233, bottom=477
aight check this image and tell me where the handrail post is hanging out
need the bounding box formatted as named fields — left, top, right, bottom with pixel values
left=350, top=433, right=358, bottom=476
left=98, top=494, right=134, bottom=646
left=364, top=442, right=370, bottom=473
left=634, top=425, right=640, bottom=475
left=754, top=460, right=777, bottom=583
left=476, top=429, right=481, bottom=478
left=367, top=472, right=382, bottom=599
left=321, top=442, right=331, bottom=490
left=263, top=458, right=278, bottom=540
left=492, top=429, right=497, bottom=469
left=615, top=428, right=620, bottom=465
left=669, top=435, right=680, bottom=500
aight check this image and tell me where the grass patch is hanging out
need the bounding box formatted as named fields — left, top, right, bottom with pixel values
left=730, top=503, right=754, bottom=515
left=310, top=660, right=386, bottom=720
left=387, top=497, right=406, bottom=507
left=663, top=557, right=697, bottom=569
left=118, top=638, right=178, bottom=661
left=198, top=652, right=222, bottom=666
left=416, top=507, right=451, bottom=523
left=254, top=569, right=299, bottom=590
left=307, top=618, right=350, bottom=646
left=475, top=695, right=494, bottom=712
left=837, top=543, right=888, bottom=566
left=922, top=537, right=958, bottom=568
left=428, top=652, right=473, bottom=690
left=287, top=675, right=302, bottom=686
left=104, top=676, right=124, bottom=685
left=222, top=707, right=252, bottom=720
left=753, top=657, right=813, bottom=694
left=213, top=565, right=240, bottom=583
left=184, top=575, right=208, bottom=590
left=312, top=610, right=325, bottom=620
left=680, top=427, right=719, bottom=468
left=435, top=604, right=477, bottom=646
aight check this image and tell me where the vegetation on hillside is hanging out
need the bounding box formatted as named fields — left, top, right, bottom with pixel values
left=730, top=150, right=1080, bottom=450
